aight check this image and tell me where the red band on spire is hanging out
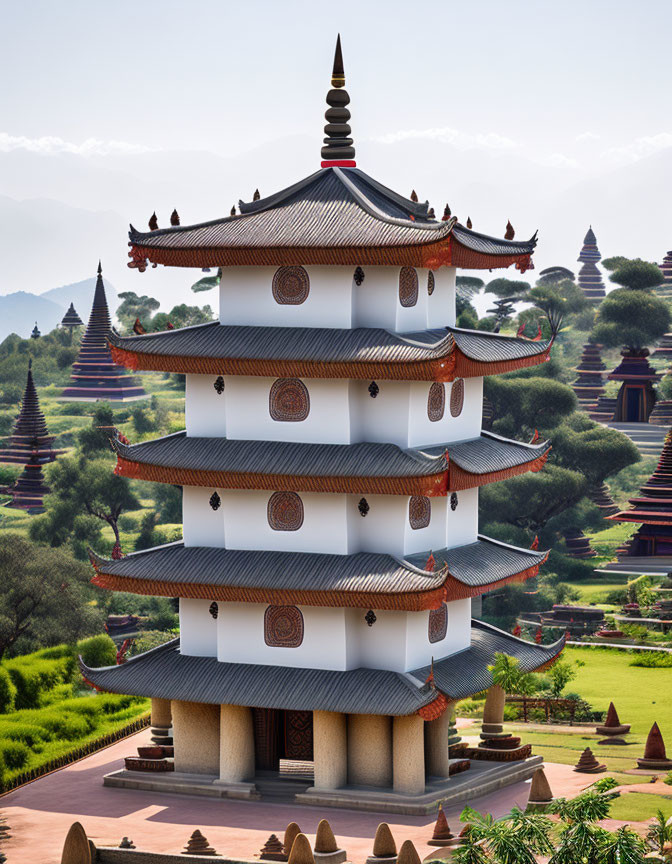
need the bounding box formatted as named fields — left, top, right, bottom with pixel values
left=321, top=160, right=357, bottom=168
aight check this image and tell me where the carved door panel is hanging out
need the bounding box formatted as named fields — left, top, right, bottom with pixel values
left=284, top=710, right=313, bottom=761
left=252, top=707, right=280, bottom=771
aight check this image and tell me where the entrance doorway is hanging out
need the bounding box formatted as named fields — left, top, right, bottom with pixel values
left=252, top=708, right=313, bottom=775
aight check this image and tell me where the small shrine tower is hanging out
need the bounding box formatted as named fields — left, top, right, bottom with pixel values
left=82, top=38, right=564, bottom=811
left=571, top=343, right=606, bottom=410
left=608, top=429, right=672, bottom=559
left=0, top=361, right=63, bottom=512
left=60, top=264, right=147, bottom=402
left=577, top=227, right=605, bottom=301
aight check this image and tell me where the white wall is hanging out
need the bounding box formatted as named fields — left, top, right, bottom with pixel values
left=180, top=598, right=218, bottom=657
left=182, top=485, right=226, bottom=547
left=202, top=599, right=472, bottom=672
left=185, top=374, right=483, bottom=447
left=182, top=486, right=479, bottom=554
left=219, top=266, right=354, bottom=329
left=218, top=265, right=456, bottom=332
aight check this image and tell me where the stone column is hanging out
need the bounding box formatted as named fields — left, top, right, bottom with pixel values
left=313, top=710, right=347, bottom=789
left=172, top=700, right=220, bottom=775
left=481, top=685, right=506, bottom=739
left=218, top=704, right=255, bottom=783
left=347, top=714, right=392, bottom=787
left=424, top=706, right=453, bottom=779
left=393, top=714, right=425, bottom=795
left=150, top=697, right=172, bottom=728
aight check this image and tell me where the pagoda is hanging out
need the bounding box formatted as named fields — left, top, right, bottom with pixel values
left=608, top=429, right=672, bottom=558
left=0, top=361, right=63, bottom=512
left=577, top=227, right=605, bottom=301
left=82, top=38, right=564, bottom=811
left=60, top=263, right=147, bottom=402
left=607, top=349, right=659, bottom=423
left=571, top=343, right=606, bottom=410
left=61, top=302, right=84, bottom=343
left=659, top=250, right=672, bottom=295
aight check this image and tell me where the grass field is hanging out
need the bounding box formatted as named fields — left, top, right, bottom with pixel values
left=608, top=791, right=672, bottom=821
left=487, top=647, right=672, bottom=814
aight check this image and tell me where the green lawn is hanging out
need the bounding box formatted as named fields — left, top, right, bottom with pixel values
left=609, top=791, right=672, bottom=822
left=484, top=648, right=672, bottom=783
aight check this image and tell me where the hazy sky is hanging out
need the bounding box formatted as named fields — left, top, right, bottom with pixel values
left=2, top=0, right=671, bottom=169
left=1, top=0, right=671, bottom=316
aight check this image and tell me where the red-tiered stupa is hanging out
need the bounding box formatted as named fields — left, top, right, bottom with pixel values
left=577, top=227, right=605, bottom=301
left=608, top=429, right=672, bottom=556
left=571, top=343, right=606, bottom=410
left=0, top=361, right=63, bottom=512
left=60, top=264, right=147, bottom=402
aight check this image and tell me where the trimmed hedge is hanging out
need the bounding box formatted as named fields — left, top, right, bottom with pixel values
left=76, top=634, right=116, bottom=669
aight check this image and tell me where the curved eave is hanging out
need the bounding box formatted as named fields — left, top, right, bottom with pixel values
left=88, top=539, right=548, bottom=611
left=127, top=236, right=534, bottom=272
left=79, top=621, right=564, bottom=716
left=607, top=510, right=672, bottom=526
left=108, top=337, right=549, bottom=381
left=112, top=434, right=550, bottom=496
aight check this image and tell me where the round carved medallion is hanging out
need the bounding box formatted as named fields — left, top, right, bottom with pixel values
left=429, top=604, right=448, bottom=644
left=399, top=267, right=419, bottom=307
left=427, top=271, right=435, bottom=296
left=409, top=495, right=431, bottom=530
left=269, top=378, right=310, bottom=422
left=450, top=379, right=465, bottom=417
left=272, top=266, right=310, bottom=305
left=267, top=491, right=304, bottom=531
left=264, top=605, right=304, bottom=648
left=427, top=382, right=445, bottom=422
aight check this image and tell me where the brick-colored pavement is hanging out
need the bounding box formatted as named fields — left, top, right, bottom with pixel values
left=0, top=729, right=618, bottom=863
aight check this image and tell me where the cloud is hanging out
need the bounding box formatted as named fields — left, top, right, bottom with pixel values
left=601, top=132, right=672, bottom=165
left=373, top=127, right=518, bottom=151
left=537, top=152, right=579, bottom=168
left=575, top=131, right=601, bottom=142
left=0, top=132, right=153, bottom=156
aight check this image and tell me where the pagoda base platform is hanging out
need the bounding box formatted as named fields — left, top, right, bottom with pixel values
left=597, top=557, right=672, bottom=575
left=59, top=392, right=149, bottom=403
left=104, top=755, right=543, bottom=815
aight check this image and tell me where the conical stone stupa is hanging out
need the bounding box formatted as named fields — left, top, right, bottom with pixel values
left=637, top=722, right=672, bottom=770
left=60, top=263, right=146, bottom=402
left=366, top=823, right=397, bottom=864
left=526, top=767, right=554, bottom=812
left=313, top=820, right=346, bottom=864
left=61, top=302, right=84, bottom=329
left=427, top=805, right=459, bottom=847
left=0, top=361, right=63, bottom=513
left=596, top=702, right=630, bottom=737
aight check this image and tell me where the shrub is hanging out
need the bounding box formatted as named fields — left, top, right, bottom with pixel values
left=629, top=651, right=672, bottom=668
left=0, top=740, right=29, bottom=770
left=76, top=634, right=117, bottom=668
left=0, top=668, right=16, bottom=714
left=4, top=654, right=75, bottom=709
left=4, top=723, right=50, bottom=747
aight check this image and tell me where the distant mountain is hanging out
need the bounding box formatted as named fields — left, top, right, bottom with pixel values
left=0, top=277, right=117, bottom=343
left=41, top=276, right=118, bottom=322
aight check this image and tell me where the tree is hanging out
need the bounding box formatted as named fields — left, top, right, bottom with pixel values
left=609, top=259, right=663, bottom=291
left=30, top=456, right=140, bottom=554
left=592, top=287, right=670, bottom=350
left=485, top=377, right=577, bottom=439
left=546, top=658, right=576, bottom=697
left=528, top=279, right=590, bottom=335
left=551, top=413, right=640, bottom=488
left=486, top=278, right=531, bottom=298
left=0, top=534, right=102, bottom=659
left=151, top=303, right=214, bottom=331
left=602, top=256, right=630, bottom=272
left=117, top=291, right=160, bottom=330
left=78, top=404, right=119, bottom=455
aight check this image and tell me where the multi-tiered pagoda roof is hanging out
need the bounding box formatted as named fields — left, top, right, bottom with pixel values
left=572, top=343, right=606, bottom=409
left=82, top=37, right=563, bottom=806
left=60, top=264, right=147, bottom=402
left=577, top=227, right=605, bottom=300
left=608, top=430, right=672, bottom=556
left=61, top=302, right=84, bottom=329
left=0, top=361, right=63, bottom=512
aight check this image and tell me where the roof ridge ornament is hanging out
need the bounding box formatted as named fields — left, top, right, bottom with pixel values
left=320, top=35, right=356, bottom=168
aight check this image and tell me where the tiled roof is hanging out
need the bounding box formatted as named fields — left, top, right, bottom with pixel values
left=111, top=430, right=550, bottom=495
left=80, top=620, right=564, bottom=715
left=127, top=167, right=537, bottom=270
left=89, top=535, right=548, bottom=609
left=107, top=322, right=550, bottom=381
